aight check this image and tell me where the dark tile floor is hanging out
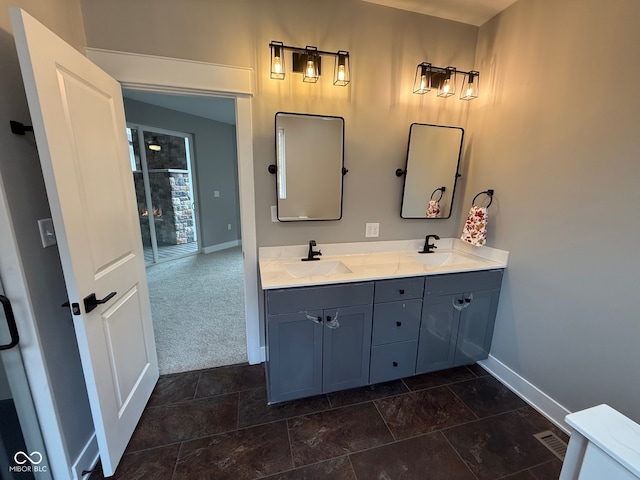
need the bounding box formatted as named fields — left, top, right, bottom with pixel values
left=91, top=363, right=569, bottom=480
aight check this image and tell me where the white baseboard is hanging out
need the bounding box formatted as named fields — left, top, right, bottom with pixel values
left=479, top=355, right=572, bottom=434
left=202, top=240, right=241, bottom=254
left=71, top=433, right=99, bottom=480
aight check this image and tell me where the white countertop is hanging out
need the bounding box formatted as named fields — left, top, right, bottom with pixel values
left=259, top=238, right=509, bottom=289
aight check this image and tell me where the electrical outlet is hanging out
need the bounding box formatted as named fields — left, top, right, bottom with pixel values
left=214, top=190, right=220, bottom=198
left=365, top=223, right=380, bottom=238
left=228, top=224, right=232, bottom=230
left=38, top=218, right=57, bottom=248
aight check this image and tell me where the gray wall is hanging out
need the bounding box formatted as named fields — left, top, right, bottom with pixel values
left=465, top=0, right=640, bottom=422
left=80, top=0, right=480, bottom=246
left=80, top=0, right=640, bottom=424
left=123, top=98, right=241, bottom=249
left=0, top=0, right=94, bottom=471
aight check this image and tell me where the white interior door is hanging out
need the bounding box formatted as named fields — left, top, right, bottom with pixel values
left=10, top=8, right=158, bottom=476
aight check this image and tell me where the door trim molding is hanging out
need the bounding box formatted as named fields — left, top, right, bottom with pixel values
left=86, top=48, right=262, bottom=364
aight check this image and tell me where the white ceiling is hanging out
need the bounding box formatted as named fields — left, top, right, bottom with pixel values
left=361, top=0, right=518, bottom=26
left=123, top=89, right=236, bottom=125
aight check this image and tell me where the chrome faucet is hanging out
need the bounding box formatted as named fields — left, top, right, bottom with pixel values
left=419, top=234, right=440, bottom=254
left=302, top=240, right=322, bottom=261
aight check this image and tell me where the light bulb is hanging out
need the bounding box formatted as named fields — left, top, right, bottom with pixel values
left=273, top=55, right=282, bottom=74
left=306, top=60, right=315, bottom=77
left=338, top=64, right=345, bottom=82
left=443, top=79, right=450, bottom=94
left=420, top=74, right=428, bottom=91
left=466, top=86, right=473, bottom=97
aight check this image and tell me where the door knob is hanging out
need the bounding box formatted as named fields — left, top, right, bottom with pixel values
left=83, top=292, right=117, bottom=313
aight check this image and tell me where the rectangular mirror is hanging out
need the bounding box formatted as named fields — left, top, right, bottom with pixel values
left=274, top=112, right=345, bottom=221
left=400, top=123, right=463, bottom=219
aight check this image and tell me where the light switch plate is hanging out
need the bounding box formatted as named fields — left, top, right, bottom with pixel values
left=365, top=223, right=380, bottom=238
left=38, top=218, right=57, bottom=248
left=214, top=190, right=220, bottom=197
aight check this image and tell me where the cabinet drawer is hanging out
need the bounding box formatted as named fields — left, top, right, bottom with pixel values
left=369, top=340, right=418, bottom=384
left=374, top=277, right=424, bottom=303
left=266, top=282, right=373, bottom=315
left=372, top=299, right=421, bottom=345
left=425, top=270, right=503, bottom=296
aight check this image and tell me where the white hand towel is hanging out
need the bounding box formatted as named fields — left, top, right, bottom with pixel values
left=461, top=205, right=488, bottom=246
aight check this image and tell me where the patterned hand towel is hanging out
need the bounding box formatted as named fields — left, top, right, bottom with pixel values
left=461, top=205, right=488, bottom=246
left=426, top=199, right=440, bottom=218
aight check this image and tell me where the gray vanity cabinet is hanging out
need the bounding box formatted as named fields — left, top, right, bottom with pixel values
left=416, top=270, right=503, bottom=374
left=265, top=282, right=373, bottom=403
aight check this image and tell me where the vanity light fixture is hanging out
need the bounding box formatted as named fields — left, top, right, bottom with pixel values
left=437, top=67, right=456, bottom=98
left=333, top=51, right=350, bottom=86
left=302, top=47, right=320, bottom=83
left=270, top=41, right=285, bottom=80
left=413, top=63, right=432, bottom=94
left=460, top=70, right=479, bottom=100
left=412, top=63, right=479, bottom=100
left=269, top=41, right=351, bottom=86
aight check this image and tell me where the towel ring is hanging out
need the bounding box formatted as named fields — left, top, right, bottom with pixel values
left=430, top=186, right=446, bottom=202
left=472, top=189, right=494, bottom=208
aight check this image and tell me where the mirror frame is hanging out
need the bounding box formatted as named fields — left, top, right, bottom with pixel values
left=273, top=112, right=345, bottom=222
left=399, top=123, right=463, bottom=220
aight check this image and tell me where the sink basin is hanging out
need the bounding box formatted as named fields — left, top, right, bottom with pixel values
left=409, top=252, right=478, bottom=267
left=284, top=260, right=352, bottom=278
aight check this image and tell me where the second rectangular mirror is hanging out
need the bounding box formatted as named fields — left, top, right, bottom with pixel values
left=400, top=123, right=463, bottom=219
left=274, top=112, right=345, bottom=221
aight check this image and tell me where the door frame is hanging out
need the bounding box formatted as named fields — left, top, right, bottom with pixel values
left=86, top=48, right=262, bottom=364
left=0, top=175, right=59, bottom=478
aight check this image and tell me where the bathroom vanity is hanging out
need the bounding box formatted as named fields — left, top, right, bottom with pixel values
left=259, top=238, right=508, bottom=404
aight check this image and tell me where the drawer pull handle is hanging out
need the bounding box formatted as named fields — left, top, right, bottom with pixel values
left=396, top=321, right=402, bottom=327
left=457, top=299, right=464, bottom=305
left=326, top=316, right=331, bottom=322
left=465, top=298, right=472, bottom=303
left=399, top=289, right=405, bottom=294
left=393, top=361, right=398, bottom=367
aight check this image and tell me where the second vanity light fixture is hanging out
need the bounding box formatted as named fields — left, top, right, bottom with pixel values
left=269, top=41, right=350, bottom=86
left=413, top=62, right=479, bottom=100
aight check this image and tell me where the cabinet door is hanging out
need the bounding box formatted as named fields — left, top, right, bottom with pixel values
left=416, top=294, right=461, bottom=374
left=267, top=311, right=323, bottom=403
left=322, top=304, right=373, bottom=393
left=454, top=289, right=501, bottom=366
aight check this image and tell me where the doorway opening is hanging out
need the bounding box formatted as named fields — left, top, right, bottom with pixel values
left=127, top=124, right=199, bottom=265
left=123, top=92, right=247, bottom=374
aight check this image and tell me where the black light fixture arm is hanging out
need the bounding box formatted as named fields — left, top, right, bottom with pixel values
left=269, top=42, right=349, bottom=59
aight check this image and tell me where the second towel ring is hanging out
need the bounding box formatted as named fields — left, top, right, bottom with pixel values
left=472, top=189, right=494, bottom=208
left=430, top=186, right=446, bottom=202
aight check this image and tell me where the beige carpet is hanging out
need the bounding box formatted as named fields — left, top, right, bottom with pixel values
left=145, top=247, right=247, bottom=374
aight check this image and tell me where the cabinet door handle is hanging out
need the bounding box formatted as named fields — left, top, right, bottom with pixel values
left=396, top=321, right=402, bottom=327
left=399, top=289, right=405, bottom=294
left=326, top=316, right=331, bottom=322
left=457, top=299, right=464, bottom=305
left=393, top=361, right=398, bottom=367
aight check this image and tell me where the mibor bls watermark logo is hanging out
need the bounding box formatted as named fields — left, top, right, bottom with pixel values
left=9, top=451, right=49, bottom=474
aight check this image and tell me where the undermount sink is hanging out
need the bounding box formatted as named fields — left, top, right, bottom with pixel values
left=409, top=251, right=478, bottom=267
left=284, top=260, right=352, bottom=278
